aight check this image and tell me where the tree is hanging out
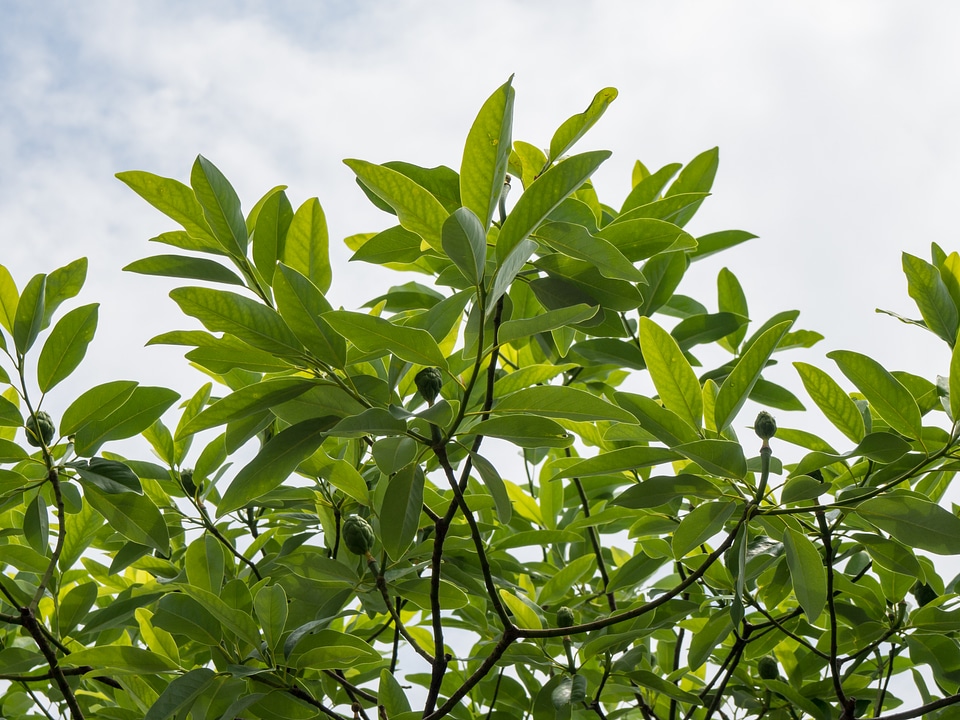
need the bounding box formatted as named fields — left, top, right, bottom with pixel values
left=1, top=77, right=959, bottom=720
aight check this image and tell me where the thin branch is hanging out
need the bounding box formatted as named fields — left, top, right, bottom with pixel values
left=817, top=510, right=855, bottom=719
left=873, top=693, right=960, bottom=720
left=571, top=473, right=616, bottom=612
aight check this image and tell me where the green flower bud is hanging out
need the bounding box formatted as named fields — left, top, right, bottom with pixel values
left=557, top=606, right=576, bottom=629
left=180, top=468, right=198, bottom=495
left=758, top=656, right=779, bottom=680
left=754, top=411, right=777, bottom=441
left=415, top=367, right=443, bottom=405
left=342, top=515, right=376, bottom=556
left=25, top=411, right=55, bottom=448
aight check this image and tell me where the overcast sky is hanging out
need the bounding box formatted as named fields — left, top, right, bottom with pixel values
left=2, top=1, right=959, bottom=449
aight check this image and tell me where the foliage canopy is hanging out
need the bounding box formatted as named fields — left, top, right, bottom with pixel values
left=3, top=78, right=960, bottom=720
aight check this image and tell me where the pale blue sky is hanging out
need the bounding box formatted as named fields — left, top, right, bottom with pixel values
left=1, top=1, right=959, bottom=448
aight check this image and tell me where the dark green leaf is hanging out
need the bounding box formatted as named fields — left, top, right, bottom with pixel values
left=856, top=494, right=960, bottom=554
left=144, top=668, right=216, bottom=720
left=75, top=457, right=142, bottom=495
left=380, top=464, right=424, bottom=561
left=468, top=415, right=573, bottom=448
left=74, top=386, right=180, bottom=457
left=783, top=528, right=826, bottom=622
left=123, top=255, right=244, bottom=286
left=85, top=484, right=169, bottom=553
left=673, top=500, right=737, bottom=558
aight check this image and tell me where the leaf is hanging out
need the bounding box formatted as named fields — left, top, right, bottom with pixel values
left=379, top=668, right=412, bottom=717
left=671, top=312, right=746, bottom=351
left=180, top=586, right=261, bottom=646
left=75, top=457, right=142, bottom=495
left=74, top=386, right=180, bottom=457
left=65, top=646, right=178, bottom=675
left=951, top=339, right=960, bottom=421
left=499, top=304, right=598, bottom=345
left=42, top=257, right=87, bottom=329
left=144, top=668, right=217, bottom=720
left=442, top=207, right=487, bottom=285
left=0, top=264, right=18, bottom=333
left=497, top=150, right=611, bottom=262
left=350, top=225, right=423, bottom=266
left=217, top=417, right=334, bottom=517
left=794, top=361, right=865, bottom=444
left=116, top=170, right=220, bottom=250
left=254, top=584, right=288, bottom=652
left=903, top=252, right=958, bottom=345
left=344, top=159, right=449, bottom=251
left=538, top=555, right=595, bottom=608
left=471, top=453, right=512, bottom=523
left=548, top=87, right=618, bottom=164
left=639, top=317, right=702, bottom=429
left=169, top=286, right=303, bottom=357
left=322, top=310, right=448, bottom=370
left=283, top=197, right=331, bottom=293
left=0, top=393, right=23, bottom=428
left=783, top=528, right=826, bottom=622
left=611, top=474, right=720, bottom=509
left=856, top=495, right=960, bottom=554
left=180, top=377, right=318, bottom=438
left=58, top=582, right=98, bottom=637
left=675, top=440, right=747, bottom=479
left=614, top=392, right=699, bottom=447
left=672, top=500, right=737, bottom=558
left=717, top=267, right=749, bottom=352
left=123, top=255, right=245, bottom=286
left=689, top=230, right=758, bottom=261
left=251, top=187, right=293, bottom=283
left=494, top=385, right=637, bottom=423
left=460, top=76, right=515, bottom=230
left=191, top=155, right=248, bottom=257
left=60, top=380, right=138, bottom=436
left=37, top=303, right=98, bottom=392
left=714, top=320, right=792, bottom=431
left=687, top=609, right=734, bottom=670
left=664, top=147, right=719, bottom=226
left=498, top=590, right=542, bottom=630
left=84, top=484, right=169, bottom=553
left=553, top=447, right=681, bottom=480
left=380, top=464, right=424, bottom=561
left=639, top=250, right=687, bottom=316
left=468, top=415, right=573, bottom=448
left=23, top=494, right=48, bottom=555
left=185, top=535, right=225, bottom=595
left=535, top=222, right=644, bottom=282
left=851, top=533, right=921, bottom=577
left=828, top=350, right=922, bottom=440
left=13, top=273, right=46, bottom=355
left=488, top=238, right=538, bottom=312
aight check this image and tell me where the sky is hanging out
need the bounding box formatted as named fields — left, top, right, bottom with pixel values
left=1, top=1, right=960, bottom=447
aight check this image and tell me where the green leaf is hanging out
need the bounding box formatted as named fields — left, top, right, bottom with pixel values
left=687, top=609, right=734, bottom=670
left=441, top=207, right=487, bottom=286
left=116, top=170, right=220, bottom=250
left=903, top=252, right=958, bottom=345
left=269, top=264, right=345, bottom=369
left=675, top=440, right=747, bottom=479
left=379, top=668, right=412, bottom=718
left=782, top=528, right=826, bottom=622
left=251, top=188, right=294, bottom=283
left=488, top=238, right=538, bottom=312
left=23, top=493, right=48, bottom=555
left=553, top=447, right=681, bottom=480
left=460, top=76, right=515, bottom=230
left=498, top=590, right=542, bottom=630
left=471, top=452, right=512, bottom=524
left=144, top=668, right=217, bottom=720
left=0, top=394, right=23, bottom=427
left=345, top=158, right=449, bottom=251
left=217, top=417, right=334, bottom=516
left=639, top=317, right=702, bottom=429
left=191, top=155, right=248, bottom=257
left=180, top=585, right=261, bottom=646
left=639, top=250, right=686, bottom=316
left=180, top=377, right=317, bottom=438
left=74, top=386, right=180, bottom=457
left=351, top=225, right=423, bottom=266
left=0, top=264, right=18, bottom=333
left=494, top=385, right=637, bottom=423
left=123, top=255, right=245, bottom=286
left=37, top=303, right=98, bottom=392
left=42, top=257, right=87, bottom=329
left=538, top=555, right=595, bottom=608
left=61, top=380, right=138, bottom=436
left=380, top=464, right=424, bottom=561
left=499, top=304, right=598, bottom=345
left=851, top=533, right=921, bottom=577
left=75, top=457, right=142, bottom=495
left=185, top=535, right=224, bottom=595
left=547, top=87, right=618, bottom=164
left=468, top=415, right=573, bottom=448
left=283, top=197, right=331, bottom=293
left=322, top=310, right=448, bottom=370
left=673, top=500, right=737, bottom=558
left=714, top=320, right=792, bottom=431
left=169, top=286, right=303, bottom=357
left=951, top=339, right=960, bottom=421
left=58, top=582, right=98, bottom=636
left=255, top=584, right=288, bottom=652
left=497, top=151, right=611, bottom=262
left=689, top=230, right=758, bottom=261
left=828, top=350, right=922, bottom=440
left=664, top=147, right=719, bottom=226
left=794, top=362, right=865, bottom=443
left=13, top=273, right=46, bottom=355
left=855, top=495, right=960, bottom=554
left=597, top=218, right=696, bottom=262
left=614, top=392, right=700, bottom=446
left=85, top=484, right=169, bottom=553
left=535, top=222, right=644, bottom=283
left=65, top=646, right=179, bottom=675
left=611, top=474, right=720, bottom=509
left=717, top=267, right=748, bottom=352
left=621, top=163, right=681, bottom=212
left=671, top=312, right=746, bottom=351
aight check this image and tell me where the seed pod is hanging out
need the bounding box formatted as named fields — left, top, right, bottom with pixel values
left=25, top=411, right=55, bottom=448
left=754, top=411, right=777, bottom=441
left=758, top=656, right=779, bottom=680
left=415, top=367, right=443, bottom=405
left=342, top=514, right=376, bottom=556
left=557, top=606, right=576, bottom=629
